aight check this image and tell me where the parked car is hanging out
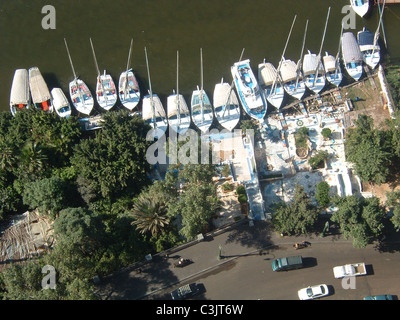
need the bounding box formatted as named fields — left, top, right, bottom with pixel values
left=364, top=294, right=394, bottom=300
left=170, top=283, right=200, bottom=300
left=272, top=256, right=304, bottom=271
left=298, top=284, right=329, bottom=300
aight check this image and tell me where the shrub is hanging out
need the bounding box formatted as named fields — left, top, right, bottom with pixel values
left=238, top=194, right=247, bottom=204
left=236, top=185, right=246, bottom=195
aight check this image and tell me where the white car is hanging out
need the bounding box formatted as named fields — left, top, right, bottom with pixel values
left=298, top=284, right=329, bottom=300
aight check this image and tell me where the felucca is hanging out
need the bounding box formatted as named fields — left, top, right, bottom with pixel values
left=10, top=69, right=30, bottom=116
left=90, top=38, right=117, bottom=111
left=323, top=23, right=344, bottom=87
left=28, top=67, right=53, bottom=113
left=64, top=38, right=94, bottom=115
left=119, top=39, right=141, bottom=111
left=167, top=50, right=191, bottom=135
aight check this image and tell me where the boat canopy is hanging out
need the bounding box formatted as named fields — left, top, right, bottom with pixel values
left=303, top=52, right=324, bottom=76
left=342, top=32, right=363, bottom=64
left=52, top=88, right=69, bottom=107
left=358, top=29, right=374, bottom=46
left=214, top=83, right=239, bottom=108
left=29, top=68, right=51, bottom=103
left=323, top=54, right=337, bottom=73
left=259, top=62, right=278, bottom=86
left=279, top=59, right=298, bottom=83
left=167, top=94, right=189, bottom=117
left=10, top=69, right=29, bottom=105
left=143, top=94, right=165, bottom=122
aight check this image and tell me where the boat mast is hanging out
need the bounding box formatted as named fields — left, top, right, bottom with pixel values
left=222, top=47, right=245, bottom=118
left=200, top=48, right=204, bottom=123
left=144, top=47, right=157, bottom=127
left=373, top=0, right=386, bottom=55
left=90, top=38, right=108, bottom=105
left=296, top=20, right=308, bottom=89
left=271, top=15, right=297, bottom=96
left=377, top=0, right=387, bottom=49
left=123, top=39, right=134, bottom=99
left=315, top=7, right=331, bottom=80
left=64, top=38, right=84, bottom=104
left=176, top=50, right=181, bottom=125
left=334, top=23, right=344, bottom=78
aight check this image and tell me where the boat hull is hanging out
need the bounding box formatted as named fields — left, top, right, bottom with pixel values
left=191, top=89, right=214, bottom=133
left=51, top=88, right=71, bottom=118
left=231, top=59, right=266, bottom=122
left=323, top=53, right=343, bottom=87
left=28, top=67, right=53, bottom=113
left=258, top=62, right=284, bottom=109
left=142, top=93, right=168, bottom=138
left=96, top=72, right=117, bottom=111
left=350, top=0, right=370, bottom=18
left=167, top=93, right=191, bottom=135
left=69, top=78, right=94, bottom=115
left=213, top=82, right=240, bottom=131
left=10, top=69, right=30, bottom=116
left=118, top=70, right=140, bottom=111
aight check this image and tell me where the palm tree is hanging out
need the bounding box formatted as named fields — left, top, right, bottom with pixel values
left=18, top=141, right=47, bottom=175
left=0, top=137, right=16, bottom=171
left=131, top=193, right=170, bottom=236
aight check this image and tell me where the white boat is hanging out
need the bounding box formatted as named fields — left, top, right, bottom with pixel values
left=167, top=51, right=191, bottom=135
left=191, top=48, right=214, bottom=133
left=357, top=27, right=380, bottom=69
left=90, top=38, right=117, bottom=111
left=64, top=39, right=94, bottom=115
left=10, top=69, right=30, bottom=116
left=303, top=50, right=326, bottom=94
left=231, top=59, right=266, bottom=122
left=51, top=88, right=71, bottom=118
left=323, top=23, right=343, bottom=87
left=258, top=60, right=284, bottom=109
left=341, top=32, right=363, bottom=81
left=142, top=47, right=168, bottom=138
left=28, top=67, right=53, bottom=113
left=213, top=79, right=240, bottom=131
left=350, top=0, right=370, bottom=18
left=323, top=52, right=343, bottom=87
left=119, top=39, right=140, bottom=111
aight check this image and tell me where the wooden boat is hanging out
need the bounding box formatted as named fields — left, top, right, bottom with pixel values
left=167, top=51, right=191, bottom=135
left=341, top=32, right=363, bottom=81
left=303, top=8, right=331, bottom=94
left=119, top=39, right=140, bottom=111
left=51, top=88, right=71, bottom=118
left=191, top=48, right=214, bottom=133
left=323, top=23, right=343, bottom=87
left=10, top=69, right=30, bottom=116
left=231, top=58, right=266, bottom=122
left=90, top=38, right=117, bottom=111
left=64, top=39, right=94, bottom=115
left=213, top=78, right=240, bottom=131
left=28, top=67, right=53, bottom=113
left=258, top=60, right=284, bottom=109
left=350, top=0, right=370, bottom=18
left=142, top=47, right=168, bottom=138
left=280, top=19, right=308, bottom=100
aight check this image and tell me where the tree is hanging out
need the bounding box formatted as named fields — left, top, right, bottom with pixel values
left=385, top=190, right=400, bottom=231
left=315, top=181, right=331, bottom=207
left=131, top=192, right=170, bottom=237
left=345, top=115, right=393, bottom=185
left=271, top=184, right=318, bottom=235
left=71, top=111, right=151, bottom=202
left=321, top=128, right=332, bottom=139
left=22, top=176, right=69, bottom=219
left=331, top=195, right=386, bottom=248
left=309, top=150, right=329, bottom=169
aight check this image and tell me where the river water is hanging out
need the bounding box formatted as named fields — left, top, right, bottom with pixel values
left=1, top=0, right=400, bottom=114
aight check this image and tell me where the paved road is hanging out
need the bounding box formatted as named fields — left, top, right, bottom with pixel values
left=96, top=220, right=400, bottom=300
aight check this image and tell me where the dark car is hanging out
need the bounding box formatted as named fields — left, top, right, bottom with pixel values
left=364, top=294, right=394, bottom=300
left=170, top=283, right=200, bottom=300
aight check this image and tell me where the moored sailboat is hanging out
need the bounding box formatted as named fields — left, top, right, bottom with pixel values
left=191, top=48, right=214, bottom=133
left=323, top=23, right=343, bottom=87
left=119, top=39, right=141, bottom=111
left=142, top=47, right=168, bottom=138
left=231, top=58, right=266, bottom=122
left=167, top=51, right=191, bottom=135
left=258, top=60, right=284, bottom=109
left=341, top=32, right=363, bottom=81
left=280, top=19, right=307, bottom=100
left=64, top=38, right=94, bottom=115
left=28, top=67, right=53, bottom=113
left=90, top=38, right=117, bottom=111
left=357, top=27, right=380, bottom=69
left=51, top=88, right=71, bottom=118
left=213, top=78, right=240, bottom=131
left=10, top=69, right=30, bottom=116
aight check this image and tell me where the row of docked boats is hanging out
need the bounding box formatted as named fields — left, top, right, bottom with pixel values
left=10, top=2, right=384, bottom=136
